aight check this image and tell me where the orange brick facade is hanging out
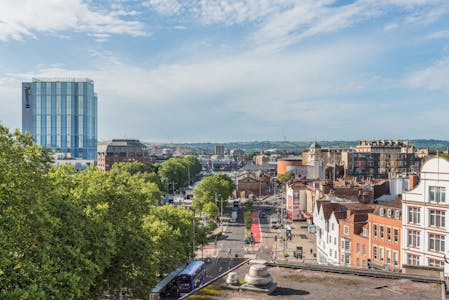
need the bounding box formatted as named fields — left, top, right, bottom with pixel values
left=368, top=207, right=402, bottom=271
left=335, top=202, right=402, bottom=271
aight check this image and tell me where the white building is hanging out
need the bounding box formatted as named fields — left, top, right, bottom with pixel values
left=314, top=201, right=348, bottom=266
left=402, top=157, right=449, bottom=275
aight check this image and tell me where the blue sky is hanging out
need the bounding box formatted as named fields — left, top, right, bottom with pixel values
left=1, top=0, right=449, bottom=142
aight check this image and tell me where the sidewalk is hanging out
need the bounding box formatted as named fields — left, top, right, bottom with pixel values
left=271, top=220, right=317, bottom=263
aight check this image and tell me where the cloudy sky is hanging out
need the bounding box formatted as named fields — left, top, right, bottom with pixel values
left=1, top=0, right=449, bottom=142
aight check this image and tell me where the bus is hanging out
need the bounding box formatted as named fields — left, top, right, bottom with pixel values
left=176, top=260, right=206, bottom=297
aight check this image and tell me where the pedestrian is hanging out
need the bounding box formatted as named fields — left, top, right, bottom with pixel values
left=228, top=248, right=232, bottom=255
left=310, top=248, right=313, bottom=254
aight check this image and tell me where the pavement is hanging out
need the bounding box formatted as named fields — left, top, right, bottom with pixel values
left=254, top=206, right=317, bottom=263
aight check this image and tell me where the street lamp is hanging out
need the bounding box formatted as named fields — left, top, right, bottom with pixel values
left=215, top=193, right=223, bottom=232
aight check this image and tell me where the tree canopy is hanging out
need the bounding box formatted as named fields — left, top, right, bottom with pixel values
left=192, top=174, right=235, bottom=211
left=0, top=125, right=203, bottom=299
left=158, top=156, right=202, bottom=193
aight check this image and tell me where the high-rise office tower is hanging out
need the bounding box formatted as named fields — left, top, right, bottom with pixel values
left=22, top=78, right=97, bottom=160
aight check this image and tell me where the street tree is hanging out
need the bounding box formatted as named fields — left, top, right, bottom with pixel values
left=182, top=155, right=202, bottom=184
left=203, top=201, right=219, bottom=220
left=193, top=174, right=235, bottom=211
left=158, top=158, right=188, bottom=193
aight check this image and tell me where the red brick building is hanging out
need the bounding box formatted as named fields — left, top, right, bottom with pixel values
left=368, top=199, right=402, bottom=271
left=97, top=139, right=151, bottom=171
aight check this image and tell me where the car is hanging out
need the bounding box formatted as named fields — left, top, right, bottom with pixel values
left=244, top=237, right=252, bottom=244
left=260, top=212, right=266, bottom=218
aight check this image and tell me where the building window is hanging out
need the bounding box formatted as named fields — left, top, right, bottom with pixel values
left=408, top=207, right=421, bottom=224
left=341, top=253, right=350, bottom=265
left=393, top=251, right=399, bottom=266
left=341, top=238, right=350, bottom=251
left=429, top=210, right=445, bottom=228
left=380, top=226, right=384, bottom=239
left=407, top=230, right=420, bottom=248
left=331, top=223, right=334, bottom=231
left=428, top=258, right=444, bottom=268
left=429, top=186, right=446, bottom=203
left=407, top=253, right=420, bottom=265
left=394, top=210, right=400, bottom=219
left=356, top=258, right=360, bottom=267
left=363, top=228, right=368, bottom=237
left=386, top=249, right=391, bottom=264
left=380, top=207, right=384, bottom=216
left=373, top=224, right=378, bottom=238
left=373, top=246, right=378, bottom=259
left=356, top=243, right=360, bottom=253
left=344, top=226, right=349, bottom=235
left=428, top=234, right=445, bottom=252
left=387, top=209, right=392, bottom=218
left=393, top=228, right=399, bottom=243
left=380, top=247, right=384, bottom=261
left=362, top=245, right=366, bottom=255
left=386, top=227, right=391, bottom=241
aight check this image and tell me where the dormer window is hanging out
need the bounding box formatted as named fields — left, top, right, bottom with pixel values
left=394, top=210, right=400, bottom=220
left=379, top=207, right=384, bottom=216
left=387, top=209, right=392, bottom=218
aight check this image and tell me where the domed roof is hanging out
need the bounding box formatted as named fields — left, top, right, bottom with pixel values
left=310, top=141, right=321, bottom=149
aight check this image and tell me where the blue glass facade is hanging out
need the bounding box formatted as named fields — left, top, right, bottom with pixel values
left=22, top=79, right=97, bottom=160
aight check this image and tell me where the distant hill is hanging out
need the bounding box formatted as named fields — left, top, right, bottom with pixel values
left=146, top=139, right=449, bottom=154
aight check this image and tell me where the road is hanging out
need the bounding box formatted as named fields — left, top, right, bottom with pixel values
left=201, top=206, right=247, bottom=281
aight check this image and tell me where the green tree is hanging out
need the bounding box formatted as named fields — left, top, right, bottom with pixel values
left=101, top=169, right=162, bottom=297
left=203, top=202, right=219, bottom=220
left=111, top=161, right=164, bottom=192
left=278, top=170, right=295, bottom=184
left=158, top=158, right=188, bottom=193
left=182, top=155, right=202, bottom=184
left=193, top=174, right=235, bottom=212
left=144, top=205, right=196, bottom=275
left=0, top=126, right=61, bottom=299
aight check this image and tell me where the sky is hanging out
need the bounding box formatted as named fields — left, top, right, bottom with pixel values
left=1, top=0, right=449, bottom=143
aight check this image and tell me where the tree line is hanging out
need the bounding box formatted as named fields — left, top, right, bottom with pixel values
left=0, top=125, right=207, bottom=299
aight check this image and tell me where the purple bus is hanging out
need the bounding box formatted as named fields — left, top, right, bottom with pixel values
left=176, top=260, right=206, bottom=297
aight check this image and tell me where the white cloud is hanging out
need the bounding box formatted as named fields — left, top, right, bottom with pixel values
left=143, top=0, right=182, bottom=15
left=405, top=57, right=449, bottom=94
left=143, top=0, right=449, bottom=53
left=425, top=29, right=449, bottom=40
left=0, top=37, right=389, bottom=141
left=384, top=23, right=398, bottom=31
left=0, top=0, right=147, bottom=41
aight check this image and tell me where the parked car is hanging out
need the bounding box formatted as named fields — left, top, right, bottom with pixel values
left=260, top=212, right=266, bottom=218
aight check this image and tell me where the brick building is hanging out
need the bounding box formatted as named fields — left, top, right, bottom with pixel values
left=236, top=172, right=269, bottom=198
left=341, top=140, right=417, bottom=179
left=368, top=200, right=402, bottom=271
left=97, top=139, right=151, bottom=171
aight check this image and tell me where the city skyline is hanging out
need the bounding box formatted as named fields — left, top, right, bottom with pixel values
left=1, top=1, right=449, bottom=142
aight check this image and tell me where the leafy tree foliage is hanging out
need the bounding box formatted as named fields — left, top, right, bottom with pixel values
left=0, top=125, right=204, bottom=299
left=202, top=202, right=219, bottom=219
left=158, top=158, right=188, bottom=193
left=277, top=170, right=295, bottom=184
left=182, top=155, right=202, bottom=184
left=193, top=174, right=235, bottom=211
left=158, top=156, right=202, bottom=193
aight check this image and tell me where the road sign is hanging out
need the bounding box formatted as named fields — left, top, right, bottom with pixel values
left=308, top=225, right=317, bottom=234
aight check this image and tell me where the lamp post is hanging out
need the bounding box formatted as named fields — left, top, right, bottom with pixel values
left=192, top=209, right=195, bottom=260
left=215, top=193, right=223, bottom=232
